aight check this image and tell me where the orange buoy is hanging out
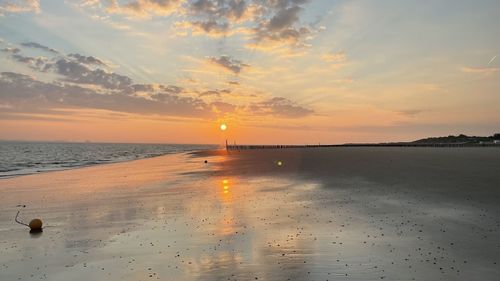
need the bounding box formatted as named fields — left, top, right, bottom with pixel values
left=28, top=218, right=43, bottom=232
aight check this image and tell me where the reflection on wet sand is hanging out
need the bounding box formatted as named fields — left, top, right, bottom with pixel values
left=0, top=149, right=499, bottom=281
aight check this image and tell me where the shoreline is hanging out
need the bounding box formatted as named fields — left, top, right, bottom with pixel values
left=0, top=146, right=219, bottom=179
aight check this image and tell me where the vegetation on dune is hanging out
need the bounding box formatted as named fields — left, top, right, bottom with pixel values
left=413, top=133, right=500, bottom=144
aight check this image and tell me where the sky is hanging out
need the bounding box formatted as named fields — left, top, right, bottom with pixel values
left=0, top=0, right=499, bottom=144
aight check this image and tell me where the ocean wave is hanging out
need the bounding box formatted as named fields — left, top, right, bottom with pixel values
left=0, top=142, right=216, bottom=178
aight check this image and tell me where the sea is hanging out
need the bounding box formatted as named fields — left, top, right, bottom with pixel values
left=0, top=141, right=217, bottom=178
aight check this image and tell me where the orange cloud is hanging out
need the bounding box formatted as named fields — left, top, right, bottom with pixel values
left=0, top=0, right=39, bottom=14
left=321, top=52, right=347, bottom=63
left=461, top=66, right=500, bottom=75
left=105, top=0, right=182, bottom=18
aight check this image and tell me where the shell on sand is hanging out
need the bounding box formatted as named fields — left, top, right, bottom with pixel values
left=29, top=219, right=43, bottom=230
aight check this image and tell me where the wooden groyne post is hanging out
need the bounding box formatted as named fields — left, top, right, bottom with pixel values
left=225, top=143, right=500, bottom=150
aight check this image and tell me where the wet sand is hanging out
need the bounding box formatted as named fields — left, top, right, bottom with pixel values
left=1, top=147, right=499, bottom=280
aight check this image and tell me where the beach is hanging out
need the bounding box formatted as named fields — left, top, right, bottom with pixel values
left=1, top=147, right=499, bottom=281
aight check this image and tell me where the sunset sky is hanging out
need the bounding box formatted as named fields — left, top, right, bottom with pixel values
left=1, top=0, right=499, bottom=144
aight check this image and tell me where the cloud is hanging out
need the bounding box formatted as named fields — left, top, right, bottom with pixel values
left=398, top=109, right=424, bottom=116
left=20, top=42, right=59, bottom=54
left=1, top=47, right=50, bottom=71
left=188, top=0, right=249, bottom=21
left=207, top=55, right=249, bottom=74
left=249, top=96, right=313, bottom=118
left=4, top=48, right=144, bottom=91
left=175, top=20, right=231, bottom=37
left=83, top=0, right=318, bottom=50
left=0, top=0, right=39, bottom=14
left=89, top=14, right=133, bottom=30
left=1, top=47, right=20, bottom=54
left=2, top=45, right=126, bottom=89
left=267, top=5, right=302, bottom=31
left=157, top=84, right=184, bottom=94
left=173, top=0, right=259, bottom=37
left=461, top=66, right=500, bottom=75
left=1, top=53, right=211, bottom=119
left=1, top=40, right=314, bottom=120
left=198, top=88, right=231, bottom=97
left=321, top=52, right=347, bottom=63
left=246, top=0, right=317, bottom=50
left=332, top=78, right=354, bottom=84
left=52, top=58, right=133, bottom=90
left=210, top=101, right=236, bottom=113
left=0, top=71, right=213, bottom=118
left=68, top=53, right=107, bottom=66
left=104, top=0, right=182, bottom=18
left=11, top=54, right=49, bottom=71
left=80, top=0, right=100, bottom=7
left=199, top=90, right=221, bottom=97
left=249, top=26, right=312, bottom=50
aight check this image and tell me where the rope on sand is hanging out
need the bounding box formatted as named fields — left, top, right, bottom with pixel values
left=15, top=208, right=43, bottom=232
left=15, top=210, right=30, bottom=227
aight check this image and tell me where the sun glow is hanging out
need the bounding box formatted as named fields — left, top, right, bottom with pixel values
left=220, top=123, right=227, bottom=131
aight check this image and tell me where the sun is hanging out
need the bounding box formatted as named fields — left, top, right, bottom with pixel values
left=220, top=123, right=227, bottom=131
